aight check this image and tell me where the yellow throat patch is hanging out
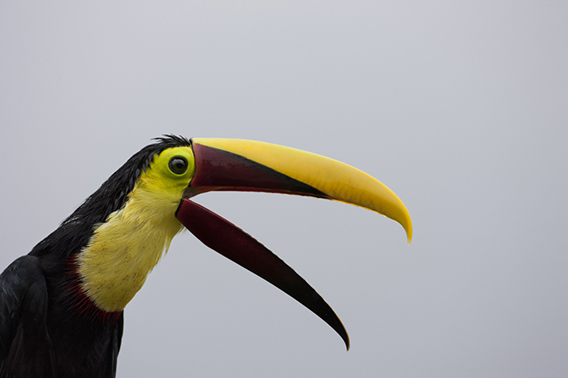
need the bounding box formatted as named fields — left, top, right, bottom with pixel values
left=77, top=146, right=195, bottom=312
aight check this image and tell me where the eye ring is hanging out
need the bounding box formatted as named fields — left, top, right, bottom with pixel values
left=168, top=156, right=188, bottom=175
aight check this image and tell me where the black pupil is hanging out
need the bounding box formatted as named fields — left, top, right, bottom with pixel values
left=169, top=157, right=188, bottom=174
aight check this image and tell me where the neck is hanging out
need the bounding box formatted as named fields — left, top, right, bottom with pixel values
left=76, top=184, right=183, bottom=313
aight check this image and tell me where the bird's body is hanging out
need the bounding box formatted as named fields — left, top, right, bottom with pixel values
left=0, top=137, right=190, bottom=377
left=0, top=135, right=412, bottom=377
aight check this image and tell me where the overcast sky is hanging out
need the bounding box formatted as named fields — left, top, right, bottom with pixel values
left=1, top=2, right=567, bottom=377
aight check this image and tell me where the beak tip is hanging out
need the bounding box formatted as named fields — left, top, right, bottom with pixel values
left=394, top=206, right=412, bottom=244
left=406, top=224, right=413, bottom=244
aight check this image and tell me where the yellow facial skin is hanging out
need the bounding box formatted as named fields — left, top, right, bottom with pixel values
left=193, top=138, right=413, bottom=243
left=77, top=147, right=195, bottom=312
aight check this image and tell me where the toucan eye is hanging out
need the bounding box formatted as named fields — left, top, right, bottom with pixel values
left=168, top=156, right=188, bottom=175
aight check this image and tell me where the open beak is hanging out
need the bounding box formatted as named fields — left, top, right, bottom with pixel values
left=175, top=138, right=412, bottom=349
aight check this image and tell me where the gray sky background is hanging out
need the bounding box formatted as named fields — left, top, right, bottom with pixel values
left=1, top=2, right=567, bottom=377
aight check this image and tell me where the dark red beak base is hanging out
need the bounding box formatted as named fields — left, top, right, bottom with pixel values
left=188, top=143, right=329, bottom=197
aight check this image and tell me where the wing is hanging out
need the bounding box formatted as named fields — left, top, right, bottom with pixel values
left=0, top=255, right=56, bottom=378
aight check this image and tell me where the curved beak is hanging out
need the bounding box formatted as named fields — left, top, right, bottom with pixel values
left=175, top=138, right=412, bottom=349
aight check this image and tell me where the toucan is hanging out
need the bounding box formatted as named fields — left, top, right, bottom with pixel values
left=0, top=135, right=412, bottom=378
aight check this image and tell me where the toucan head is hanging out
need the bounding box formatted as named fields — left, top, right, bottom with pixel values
left=74, top=135, right=412, bottom=349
